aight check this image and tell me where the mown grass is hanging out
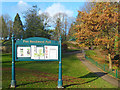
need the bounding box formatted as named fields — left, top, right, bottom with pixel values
left=66, top=48, right=81, bottom=52
left=2, top=53, right=117, bottom=88
left=85, top=50, right=97, bottom=58
left=85, top=50, right=108, bottom=64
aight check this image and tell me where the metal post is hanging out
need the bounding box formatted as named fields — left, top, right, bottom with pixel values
left=104, top=64, right=105, bottom=71
left=116, top=69, right=118, bottom=78
left=96, top=62, right=98, bottom=66
left=11, top=34, right=16, bottom=88
left=58, top=35, right=63, bottom=88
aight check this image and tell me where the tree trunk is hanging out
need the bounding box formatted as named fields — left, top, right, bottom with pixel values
left=107, top=43, right=112, bottom=70
left=114, top=30, right=118, bottom=55
left=108, top=53, right=112, bottom=70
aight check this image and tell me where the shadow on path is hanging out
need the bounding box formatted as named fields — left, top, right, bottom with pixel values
left=63, top=72, right=107, bottom=88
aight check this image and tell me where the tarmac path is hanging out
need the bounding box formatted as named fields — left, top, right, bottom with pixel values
left=76, top=52, right=119, bottom=87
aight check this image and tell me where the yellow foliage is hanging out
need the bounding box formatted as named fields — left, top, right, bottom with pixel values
left=74, top=2, right=118, bottom=52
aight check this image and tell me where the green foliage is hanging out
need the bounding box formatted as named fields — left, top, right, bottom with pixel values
left=2, top=40, right=12, bottom=53
left=23, top=5, right=50, bottom=39
left=53, top=13, right=69, bottom=41
left=85, top=50, right=97, bottom=57
left=7, top=20, right=13, bottom=39
left=13, top=13, right=24, bottom=39
left=62, top=41, right=68, bottom=52
left=68, top=23, right=76, bottom=40
left=61, top=41, right=80, bottom=52
left=68, top=42, right=80, bottom=48
left=53, top=18, right=62, bottom=40
left=2, top=40, right=11, bottom=46
left=0, top=17, right=2, bottom=38
left=1, top=16, right=8, bottom=40
left=112, top=66, right=118, bottom=70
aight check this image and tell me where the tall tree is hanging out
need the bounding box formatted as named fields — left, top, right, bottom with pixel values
left=81, top=2, right=96, bottom=13
left=23, top=5, right=49, bottom=38
left=0, top=16, right=2, bottom=39
left=40, top=12, right=51, bottom=30
left=68, top=23, right=76, bottom=40
left=54, top=18, right=62, bottom=40
left=8, top=20, right=13, bottom=39
left=1, top=16, right=8, bottom=40
left=2, top=14, right=13, bottom=40
left=64, top=18, right=67, bottom=40
left=75, top=2, right=118, bottom=70
left=53, top=13, right=69, bottom=41
left=13, top=13, right=24, bottom=39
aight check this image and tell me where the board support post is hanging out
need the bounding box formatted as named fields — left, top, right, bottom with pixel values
left=11, top=34, right=16, bottom=88
left=58, top=35, right=63, bottom=88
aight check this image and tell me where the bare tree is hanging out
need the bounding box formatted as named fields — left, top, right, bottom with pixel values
left=53, top=12, right=69, bottom=41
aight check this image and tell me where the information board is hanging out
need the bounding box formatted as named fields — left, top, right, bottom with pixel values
left=15, top=37, right=60, bottom=61
left=11, top=35, right=62, bottom=88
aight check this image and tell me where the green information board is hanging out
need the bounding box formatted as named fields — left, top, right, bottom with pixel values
left=11, top=35, right=63, bottom=88
left=15, top=37, right=60, bottom=61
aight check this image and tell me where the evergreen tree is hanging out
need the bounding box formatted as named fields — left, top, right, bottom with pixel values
left=1, top=16, right=8, bottom=40
left=0, top=16, right=2, bottom=39
left=13, top=13, right=24, bottom=39
left=68, top=23, right=76, bottom=40
left=23, top=5, right=49, bottom=38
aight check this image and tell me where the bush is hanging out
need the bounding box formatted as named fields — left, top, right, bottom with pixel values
left=2, top=40, right=12, bottom=53
left=62, top=41, right=68, bottom=52
left=2, top=46, right=12, bottom=53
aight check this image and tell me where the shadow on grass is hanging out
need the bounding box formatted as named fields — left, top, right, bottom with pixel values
left=16, top=80, right=54, bottom=88
left=8, top=72, right=107, bottom=88
left=63, top=72, right=107, bottom=88
left=63, top=50, right=82, bottom=55
left=2, top=54, right=11, bottom=57
left=2, top=61, right=11, bottom=63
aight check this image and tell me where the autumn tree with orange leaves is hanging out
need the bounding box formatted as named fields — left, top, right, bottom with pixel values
left=74, top=2, right=119, bottom=70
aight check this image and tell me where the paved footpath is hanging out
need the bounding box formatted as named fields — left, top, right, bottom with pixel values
left=76, top=52, right=120, bottom=87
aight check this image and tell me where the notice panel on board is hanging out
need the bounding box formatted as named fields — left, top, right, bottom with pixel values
left=17, top=47, right=30, bottom=57
left=31, top=45, right=44, bottom=59
left=45, top=46, right=58, bottom=60
left=17, top=45, right=58, bottom=60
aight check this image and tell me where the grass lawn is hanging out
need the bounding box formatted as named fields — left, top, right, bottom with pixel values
left=85, top=50, right=105, bottom=63
left=2, top=53, right=117, bottom=88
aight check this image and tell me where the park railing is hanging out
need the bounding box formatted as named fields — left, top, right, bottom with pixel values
left=85, top=56, right=119, bottom=79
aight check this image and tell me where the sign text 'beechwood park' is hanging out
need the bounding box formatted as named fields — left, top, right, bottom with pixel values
left=11, top=34, right=63, bottom=88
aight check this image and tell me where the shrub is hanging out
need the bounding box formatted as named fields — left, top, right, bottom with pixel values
left=62, top=41, right=68, bottom=52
